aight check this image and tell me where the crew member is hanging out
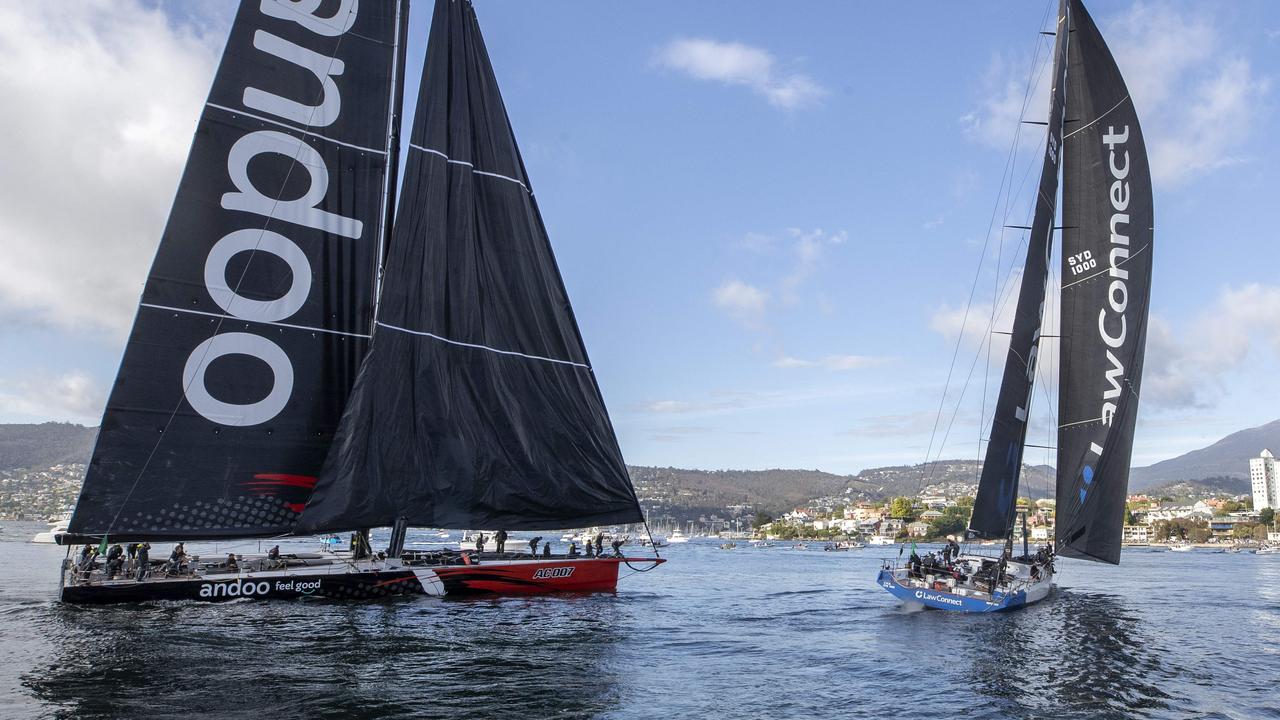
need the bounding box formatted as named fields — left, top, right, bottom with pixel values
left=568, top=542, right=578, bottom=557
left=475, top=532, right=487, bottom=553
left=226, top=553, right=239, bottom=572
left=104, top=544, right=124, bottom=579
left=946, top=537, right=961, bottom=564
left=593, top=533, right=604, bottom=557
left=584, top=541, right=594, bottom=558
left=267, top=545, right=280, bottom=561
left=77, top=543, right=94, bottom=574
left=495, top=530, right=508, bottom=554
left=908, top=550, right=922, bottom=579
left=542, top=543, right=552, bottom=558
left=529, top=537, right=543, bottom=556
left=168, top=542, right=187, bottom=574
left=611, top=538, right=624, bottom=557
left=135, top=542, right=151, bottom=581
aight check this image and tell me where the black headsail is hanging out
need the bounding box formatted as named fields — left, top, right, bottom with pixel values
left=295, top=0, right=644, bottom=533
left=969, top=1, right=1070, bottom=540
left=64, top=1, right=407, bottom=543
left=1056, top=0, right=1153, bottom=564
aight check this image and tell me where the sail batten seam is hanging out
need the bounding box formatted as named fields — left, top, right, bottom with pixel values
left=206, top=103, right=388, bottom=155
left=375, top=321, right=589, bottom=369
left=1062, top=94, right=1130, bottom=140
left=140, top=303, right=373, bottom=338
left=1061, top=241, right=1150, bottom=290
left=408, top=143, right=530, bottom=192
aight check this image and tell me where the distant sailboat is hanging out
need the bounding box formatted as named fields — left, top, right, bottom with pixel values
left=58, top=0, right=661, bottom=603
left=879, top=0, right=1153, bottom=612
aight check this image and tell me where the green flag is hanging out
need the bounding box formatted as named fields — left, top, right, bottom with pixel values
left=98, top=536, right=108, bottom=556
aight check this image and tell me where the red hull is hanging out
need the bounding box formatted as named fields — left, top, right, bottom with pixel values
left=431, top=556, right=664, bottom=595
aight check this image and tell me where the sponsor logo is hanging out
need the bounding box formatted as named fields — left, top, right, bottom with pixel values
left=199, top=578, right=273, bottom=598
left=914, top=589, right=964, bottom=607
left=274, top=578, right=322, bottom=594
left=1081, top=124, right=1134, bottom=505
left=532, top=567, right=575, bottom=580
left=184, top=1, right=365, bottom=427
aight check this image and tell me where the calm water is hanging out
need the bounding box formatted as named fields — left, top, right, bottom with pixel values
left=1, top=520, right=1277, bottom=720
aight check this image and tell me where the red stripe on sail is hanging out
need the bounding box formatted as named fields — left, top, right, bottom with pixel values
left=248, top=474, right=318, bottom=488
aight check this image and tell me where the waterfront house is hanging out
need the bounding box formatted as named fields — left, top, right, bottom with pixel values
left=1122, top=525, right=1151, bottom=544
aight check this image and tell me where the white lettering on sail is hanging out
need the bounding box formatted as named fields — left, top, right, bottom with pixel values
left=183, top=333, right=295, bottom=427
left=221, top=130, right=363, bottom=239
left=205, top=229, right=312, bottom=322
left=1102, top=350, right=1124, bottom=401
left=244, top=30, right=345, bottom=127
left=1095, top=125, right=1131, bottom=432
left=184, top=6, right=361, bottom=427
left=260, top=0, right=358, bottom=37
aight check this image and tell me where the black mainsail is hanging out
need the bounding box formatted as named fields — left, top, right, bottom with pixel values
left=969, top=1, right=1070, bottom=540
left=65, top=1, right=407, bottom=543
left=1056, top=0, right=1153, bottom=564
left=295, top=0, right=644, bottom=533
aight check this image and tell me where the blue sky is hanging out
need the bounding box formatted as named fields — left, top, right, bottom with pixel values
left=0, top=0, right=1277, bottom=476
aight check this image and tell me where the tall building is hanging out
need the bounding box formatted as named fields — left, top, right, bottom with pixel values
left=1251, top=449, right=1279, bottom=511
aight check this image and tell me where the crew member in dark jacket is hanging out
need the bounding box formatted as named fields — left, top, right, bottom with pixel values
left=529, top=537, right=543, bottom=556
left=135, top=542, right=151, bottom=581
left=495, top=530, right=508, bottom=554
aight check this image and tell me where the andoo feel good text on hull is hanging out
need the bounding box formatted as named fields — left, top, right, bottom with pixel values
left=877, top=0, right=1152, bottom=613
left=57, top=0, right=662, bottom=604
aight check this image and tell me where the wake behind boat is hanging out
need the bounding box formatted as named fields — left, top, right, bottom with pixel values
left=878, top=0, right=1152, bottom=613
left=55, top=0, right=663, bottom=604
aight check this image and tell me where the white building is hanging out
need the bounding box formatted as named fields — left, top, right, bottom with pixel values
left=1251, top=449, right=1279, bottom=511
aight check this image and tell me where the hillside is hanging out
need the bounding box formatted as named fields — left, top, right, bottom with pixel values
left=629, top=466, right=873, bottom=518
left=819, top=459, right=1057, bottom=502
left=1129, top=419, right=1280, bottom=490
left=0, top=423, right=95, bottom=471
left=1141, top=476, right=1251, bottom=499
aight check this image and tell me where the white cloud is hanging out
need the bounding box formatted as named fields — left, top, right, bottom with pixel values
left=654, top=37, right=826, bottom=109
left=1145, top=284, right=1280, bottom=409
left=712, top=279, right=769, bottom=328
left=960, top=50, right=1052, bottom=152
left=781, top=228, right=845, bottom=302
left=0, top=1, right=229, bottom=338
left=0, top=371, right=104, bottom=423
left=774, top=355, right=886, bottom=371
left=841, top=411, right=974, bottom=439
left=1105, top=2, right=1268, bottom=185
left=639, top=395, right=753, bottom=416
left=962, top=3, right=1269, bottom=186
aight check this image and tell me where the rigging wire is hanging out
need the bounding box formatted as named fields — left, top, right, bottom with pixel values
left=919, top=0, right=1058, bottom=496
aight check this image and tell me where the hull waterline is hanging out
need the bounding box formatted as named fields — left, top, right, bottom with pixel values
left=60, top=554, right=663, bottom=605
left=876, top=556, right=1054, bottom=613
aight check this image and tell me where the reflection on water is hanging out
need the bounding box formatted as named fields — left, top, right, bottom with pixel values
left=968, top=589, right=1178, bottom=720
left=25, top=595, right=625, bottom=719
left=6, top=526, right=1280, bottom=720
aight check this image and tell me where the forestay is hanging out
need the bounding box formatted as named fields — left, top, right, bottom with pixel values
left=970, top=0, right=1070, bottom=541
